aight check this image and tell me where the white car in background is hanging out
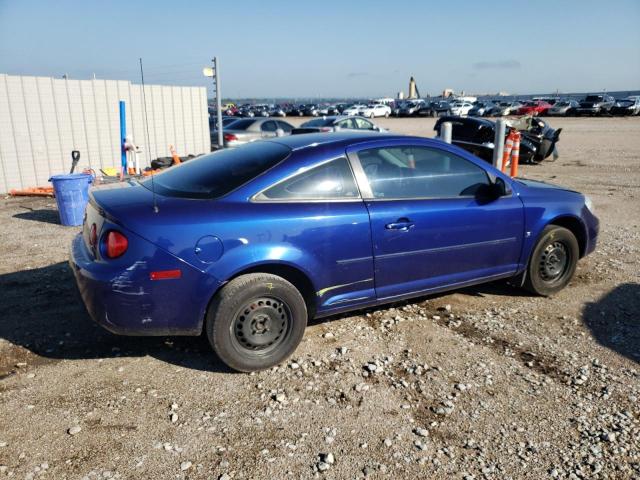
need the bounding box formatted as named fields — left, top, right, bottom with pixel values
left=360, top=104, right=392, bottom=118
left=450, top=102, right=474, bottom=116
left=342, top=104, right=368, bottom=116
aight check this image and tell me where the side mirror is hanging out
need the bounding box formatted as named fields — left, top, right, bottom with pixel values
left=476, top=177, right=509, bottom=202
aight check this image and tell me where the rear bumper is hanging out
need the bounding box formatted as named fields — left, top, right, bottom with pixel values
left=69, top=233, right=219, bottom=336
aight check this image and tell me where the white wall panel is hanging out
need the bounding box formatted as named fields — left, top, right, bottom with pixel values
left=0, top=74, right=209, bottom=192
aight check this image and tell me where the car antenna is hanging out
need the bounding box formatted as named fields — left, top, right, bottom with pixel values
left=139, top=57, right=158, bottom=213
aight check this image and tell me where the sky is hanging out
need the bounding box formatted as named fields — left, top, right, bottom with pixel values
left=1, top=0, right=639, bottom=99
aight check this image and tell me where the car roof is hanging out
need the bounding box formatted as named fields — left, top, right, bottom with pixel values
left=266, top=131, right=401, bottom=151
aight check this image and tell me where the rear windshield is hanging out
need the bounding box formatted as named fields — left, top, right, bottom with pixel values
left=226, top=119, right=255, bottom=130
left=301, top=118, right=332, bottom=127
left=141, top=142, right=290, bottom=199
left=584, top=96, right=603, bottom=102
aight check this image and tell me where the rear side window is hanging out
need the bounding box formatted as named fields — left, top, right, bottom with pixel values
left=255, top=157, right=359, bottom=201
left=142, top=142, right=290, bottom=199
left=261, top=121, right=278, bottom=132
left=357, top=146, right=490, bottom=199
left=277, top=121, right=293, bottom=133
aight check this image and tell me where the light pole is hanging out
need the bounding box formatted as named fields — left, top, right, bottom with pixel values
left=203, top=57, right=224, bottom=149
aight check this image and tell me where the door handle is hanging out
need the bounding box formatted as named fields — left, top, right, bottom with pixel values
left=385, top=220, right=415, bottom=232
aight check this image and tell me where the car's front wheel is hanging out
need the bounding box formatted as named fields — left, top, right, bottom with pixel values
left=206, top=273, right=308, bottom=372
left=523, top=225, right=579, bottom=296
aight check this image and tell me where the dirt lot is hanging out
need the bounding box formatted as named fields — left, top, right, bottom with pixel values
left=1, top=117, right=639, bottom=480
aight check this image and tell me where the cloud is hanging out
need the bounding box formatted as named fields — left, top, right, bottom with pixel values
left=472, top=60, right=521, bottom=70
left=346, top=72, right=370, bottom=78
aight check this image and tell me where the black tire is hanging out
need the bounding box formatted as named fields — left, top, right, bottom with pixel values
left=523, top=225, right=579, bottom=296
left=205, top=273, right=307, bottom=372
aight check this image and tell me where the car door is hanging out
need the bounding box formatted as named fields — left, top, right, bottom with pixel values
left=347, top=140, right=524, bottom=300
left=253, top=156, right=375, bottom=312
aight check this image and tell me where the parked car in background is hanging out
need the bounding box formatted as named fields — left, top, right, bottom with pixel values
left=291, top=115, right=386, bottom=134
left=360, top=104, right=392, bottom=118
left=468, top=102, right=493, bottom=117
left=71, top=132, right=598, bottom=372
left=393, top=100, right=425, bottom=117
left=434, top=116, right=562, bottom=164
left=270, top=105, right=288, bottom=117
left=490, top=101, right=523, bottom=116
left=517, top=100, right=553, bottom=116
left=431, top=100, right=453, bottom=116
left=303, top=104, right=320, bottom=116
left=211, top=118, right=294, bottom=148
left=546, top=100, right=580, bottom=116
left=318, top=105, right=341, bottom=116
left=416, top=102, right=437, bottom=117
left=343, top=104, right=368, bottom=116
left=609, top=96, right=640, bottom=116
left=575, top=94, right=615, bottom=116
left=285, top=105, right=305, bottom=116
left=237, top=106, right=256, bottom=117
left=450, top=102, right=474, bottom=116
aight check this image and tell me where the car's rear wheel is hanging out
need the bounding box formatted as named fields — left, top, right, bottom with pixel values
left=523, top=225, right=579, bottom=296
left=206, top=273, right=307, bottom=372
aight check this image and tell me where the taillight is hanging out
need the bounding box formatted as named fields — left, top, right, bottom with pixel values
left=320, top=127, right=332, bottom=132
left=104, top=231, right=128, bottom=258
left=224, top=133, right=238, bottom=142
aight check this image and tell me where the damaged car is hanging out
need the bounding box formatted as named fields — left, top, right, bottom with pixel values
left=70, top=132, right=597, bottom=372
left=434, top=116, right=561, bottom=164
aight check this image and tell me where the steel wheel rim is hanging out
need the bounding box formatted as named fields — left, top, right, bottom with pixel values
left=231, top=297, right=291, bottom=354
left=539, top=241, right=569, bottom=282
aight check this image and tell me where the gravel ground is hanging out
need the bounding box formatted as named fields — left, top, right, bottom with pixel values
left=0, top=116, right=639, bottom=480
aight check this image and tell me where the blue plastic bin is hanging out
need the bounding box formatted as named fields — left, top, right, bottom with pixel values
left=49, top=173, right=93, bottom=226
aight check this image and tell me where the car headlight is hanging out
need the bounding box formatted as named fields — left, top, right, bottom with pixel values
left=584, top=195, right=595, bottom=213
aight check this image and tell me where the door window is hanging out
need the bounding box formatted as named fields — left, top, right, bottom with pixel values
left=353, top=118, right=375, bottom=130
left=356, top=146, right=490, bottom=199
left=337, top=118, right=356, bottom=129
left=255, top=157, right=360, bottom=201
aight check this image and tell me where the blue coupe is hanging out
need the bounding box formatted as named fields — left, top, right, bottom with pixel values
left=70, top=132, right=599, bottom=371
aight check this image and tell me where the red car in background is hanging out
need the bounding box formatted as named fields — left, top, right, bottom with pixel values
left=517, top=100, right=553, bottom=116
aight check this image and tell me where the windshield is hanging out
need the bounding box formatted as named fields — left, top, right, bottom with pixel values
left=141, top=142, right=290, bottom=199
left=584, top=96, right=603, bottom=102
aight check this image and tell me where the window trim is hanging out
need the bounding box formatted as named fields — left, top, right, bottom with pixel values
left=347, top=145, right=511, bottom=201
left=250, top=156, right=363, bottom=203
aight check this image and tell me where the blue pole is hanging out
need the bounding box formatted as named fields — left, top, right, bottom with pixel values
left=119, top=100, right=126, bottom=177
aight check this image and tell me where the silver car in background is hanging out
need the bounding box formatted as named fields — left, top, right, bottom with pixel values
left=492, top=101, right=523, bottom=116
left=547, top=100, right=579, bottom=116
left=211, top=118, right=295, bottom=148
